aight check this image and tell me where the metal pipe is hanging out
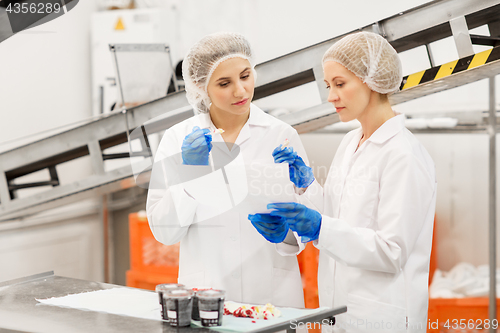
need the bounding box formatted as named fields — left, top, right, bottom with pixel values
left=425, top=44, right=436, bottom=67
left=109, top=45, right=125, bottom=109
left=102, top=195, right=110, bottom=283
left=99, top=86, right=104, bottom=115
left=488, top=76, right=497, bottom=333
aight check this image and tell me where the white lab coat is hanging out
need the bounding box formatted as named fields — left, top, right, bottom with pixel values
left=300, top=115, right=437, bottom=333
left=146, top=103, right=308, bottom=308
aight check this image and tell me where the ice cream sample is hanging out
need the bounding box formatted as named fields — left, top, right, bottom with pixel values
left=224, top=301, right=282, bottom=320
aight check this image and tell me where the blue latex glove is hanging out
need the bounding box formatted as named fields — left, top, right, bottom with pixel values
left=272, top=145, right=314, bottom=188
left=268, top=202, right=322, bottom=243
left=248, top=213, right=289, bottom=243
left=181, top=126, right=212, bottom=165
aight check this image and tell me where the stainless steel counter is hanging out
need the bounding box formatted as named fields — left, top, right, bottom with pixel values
left=0, top=272, right=346, bottom=333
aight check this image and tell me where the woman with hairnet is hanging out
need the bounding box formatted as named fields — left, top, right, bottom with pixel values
left=146, top=32, right=317, bottom=308
left=251, top=32, right=437, bottom=332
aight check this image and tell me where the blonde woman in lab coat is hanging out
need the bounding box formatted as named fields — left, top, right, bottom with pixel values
left=253, top=32, right=437, bottom=332
left=146, top=32, right=315, bottom=308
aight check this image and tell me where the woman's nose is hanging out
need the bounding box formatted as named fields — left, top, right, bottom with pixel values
left=234, top=80, right=245, bottom=97
left=328, top=89, right=339, bottom=103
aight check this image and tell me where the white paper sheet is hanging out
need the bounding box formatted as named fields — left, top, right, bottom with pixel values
left=233, top=162, right=297, bottom=216
left=36, top=288, right=163, bottom=321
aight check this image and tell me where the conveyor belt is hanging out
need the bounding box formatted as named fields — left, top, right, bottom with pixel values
left=392, top=45, right=500, bottom=105
left=1, top=0, right=500, bottom=220
left=284, top=45, right=500, bottom=134
left=0, top=94, right=192, bottom=220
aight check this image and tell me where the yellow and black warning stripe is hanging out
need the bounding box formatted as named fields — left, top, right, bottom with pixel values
left=400, top=45, right=500, bottom=90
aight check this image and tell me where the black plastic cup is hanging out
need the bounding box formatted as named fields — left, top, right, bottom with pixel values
left=197, top=289, right=225, bottom=327
left=165, top=288, right=195, bottom=327
left=190, top=287, right=212, bottom=321
left=155, top=283, right=184, bottom=321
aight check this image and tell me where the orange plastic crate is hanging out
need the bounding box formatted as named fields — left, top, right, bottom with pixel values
left=427, top=298, right=500, bottom=332
left=426, top=216, right=500, bottom=332
left=297, top=243, right=321, bottom=333
left=126, top=212, right=179, bottom=290
left=126, top=270, right=178, bottom=290
left=297, top=242, right=320, bottom=309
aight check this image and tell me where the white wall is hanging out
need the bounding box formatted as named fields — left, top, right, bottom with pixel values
left=0, top=0, right=103, bottom=282
left=0, top=205, right=103, bottom=282
left=0, top=0, right=98, bottom=150
left=147, top=0, right=434, bottom=67
left=245, top=0, right=434, bottom=63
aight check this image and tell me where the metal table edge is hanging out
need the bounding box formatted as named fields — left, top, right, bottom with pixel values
left=0, top=271, right=55, bottom=288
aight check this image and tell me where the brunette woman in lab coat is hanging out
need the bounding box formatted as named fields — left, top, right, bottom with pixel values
left=146, top=32, right=317, bottom=308
left=252, top=32, right=437, bottom=332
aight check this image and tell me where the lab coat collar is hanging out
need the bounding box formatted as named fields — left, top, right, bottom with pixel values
left=197, top=112, right=215, bottom=131
left=366, top=114, right=405, bottom=145
left=234, top=104, right=270, bottom=146
left=247, top=103, right=271, bottom=127
left=197, top=103, right=269, bottom=152
left=196, top=103, right=270, bottom=131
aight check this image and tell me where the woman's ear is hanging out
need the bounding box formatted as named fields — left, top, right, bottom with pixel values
left=368, top=89, right=380, bottom=101
left=379, top=93, right=389, bottom=102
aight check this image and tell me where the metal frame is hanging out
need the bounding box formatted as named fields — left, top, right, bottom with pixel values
left=488, top=76, right=497, bottom=325
left=110, top=43, right=179, bottom=108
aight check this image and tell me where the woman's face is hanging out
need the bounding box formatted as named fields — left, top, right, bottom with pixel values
left=207, top=57, right=254, bottom=118
left=323, top=61, right=373, bottom=123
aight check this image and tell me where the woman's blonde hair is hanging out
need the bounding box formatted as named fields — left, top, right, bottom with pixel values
left=322, top=32, right=402, bottom=94
left=182, top=32, right=254, bottom=114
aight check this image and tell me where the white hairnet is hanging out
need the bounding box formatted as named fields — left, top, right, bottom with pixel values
left=322, top=32, right=402, bottom=94
left=182, top=32, right=255, bottom=114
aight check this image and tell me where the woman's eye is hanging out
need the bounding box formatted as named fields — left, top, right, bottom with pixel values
left=241, top=74, right=250, bottom=80
left=219, top=82, right=229, bottom=87
left=325, top=85, right=330, bottom=89
left=336, top=83, right=344, bottom=88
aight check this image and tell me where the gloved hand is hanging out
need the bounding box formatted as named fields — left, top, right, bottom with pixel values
left=248, top=213, right=289, bottom=244
left=272, top=145, right=314, bottom=188
left=268, top=202, right=322, bottom=242
left=181, top=126, right=212, bottom=165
